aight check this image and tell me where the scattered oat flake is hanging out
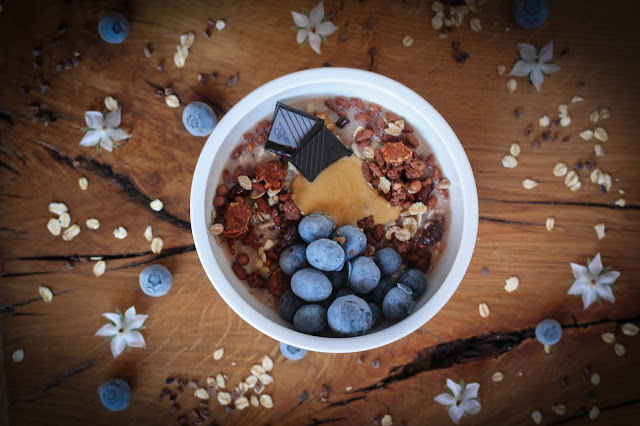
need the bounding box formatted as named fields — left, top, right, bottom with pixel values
left=615, top=198, right=626, bottom=207
left=497, top=64, right=506, bottom=75
left=165, top=94, right=180, bottom=108
left=235, top=396, right=249, bottom=409
left=491, top=371, right=504, bottom=382
left=58, top=212, right=70, bottom=228
left=345, top=386, right=352, bottom=391
left=180, top=32, right=195, bottom=48
left=538, top=115, right=550, bottom=127
left=614, top=343, right=626, bottom=356
left=228, top=73, right=239, bottom=86
left=238, top=175, right=252, bottom=190
left=431, top=15, right=444, bottom=30
left=195, top=388, right=210, bottom=400
left=259, top=394, right=273, bottom=409
left=173, top=50, right=186, bottom=68
left=552, top=404, right=567, bottom=415
left=217, top=391, right=232, bottom=405
left=250, top=395, right=259, bottom=407
left=509, top=143, right=521, bottom=157
left=544, top=344, right=552, bottom=354
left=501, top=155, right=518, bottom=169
left=531, top=410, right=543, bottom=424
left=261, top=355, right=273, bottom=372
left=12, top=349, right=24, bottom=363
left=601, top=332, right=615, bottom=344
left=38, top=286, right=53, bottom=302
left=78, top=177, right=88, bottom=190
left=402, top=35, right=414, bottom=47
left=93, top=260, right=106, bottom=277
left=62, top=224, right=80, bottom=241
left=622, top=322, right=639, bottom=336
left=589, top=406, right=600, bottom=420
left=250, top=364, right=266, bottom=377
left=150, top=199, right=164, bottom=211
left=151, top=237, right=164, bottom=254
left=505, top=276, right=519, bottom=292
left=560, top=115, right=571, bottom=127
left=216, top=373, right=226, bottom=388
left=598, top=108, right=611, bottom=120
left=86, top=218, right=100, bottom=230
left=564, top=170, right=579, bottom=187
left=258, top=374, right=273, bottom=385
left=522, top=179, right=538, bottom=189
left=48, top=202, right=68, bottom=215
left=594, top=223, right=606, bottom=240
left=216, top=19, right=226, bottom=30
left=245, top=375, right=258, bottom=388
left=469, top=17, right=481, bottom=32
left=47, top=218, right=61, bottom=235
left=210, top=223, right=224, bottom=235
left=381, top=414, right=393, bottom=426
left=104, top=96, right=118, bottom=112
left=144, top=225, right=153, bottom=241
left=113, top=226, right=128, bottom=239
left=506, top=78, right=517, bottom=93
left=478, top=302, right=490, bottom=318
left=594, top=143, right=604, bottom=157
left=590, top=372, right=600, bottom=385
left=579, top=129, right=594, bottom=140
left=594, top=127, right=608, bottom=142
left=213, top=347, right=224, bottom=360
left=590, top=109, right=600, bottom=123
left=570, top=95, right=584, bottom=103
left=436, top=178, right=450, bottom=190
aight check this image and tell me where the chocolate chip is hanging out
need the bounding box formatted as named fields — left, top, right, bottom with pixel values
left=541, top=131, right=550, bottom=141
left=63, top=59, right=72, bottom=70
left=577, top=81, right=586, bottom=90
left=562, top=135, right=570, bottom=143
left=32, top=58, right=42, bottom=69
left=299, top=391, right=309, bottom=402
left=198, top=73, right=209, bottom=86
left=72, top=56, right=81, bottom=66
left=531, top=139, right=540, bottom=149
left=154, top=89, right=164, bottom=98
left=55, top=62, right=63, bottom=72
left=335, top=116, right=349, bottom=128
left=323, top=62, right=331, bottom=67
left=320, top=385, right=329, bottom=402
left=525, top=124, right=533, bottom=136
left=33, top=46, right=41, bottom=56
left=20, top=86, right=30, bottom=96
left=169, top=394, right=177, bottom=402
left=211, top=71, right=218, bottom=80
left=481, top=266, right=489, bottom=276
left=371, top=360, right=380, bottom=368
left=514, top=109, right=523, bottom=118
left=156, top=61, right=164, bottom=72
left=203, top=28, right=211, bottom=38
left=164, top=87, right=173, bottom=96
left=50, top=37, right=62, bottom=47
left=364, top=19, right=374, bottom=30
left=227, top=73, right=239, bottom=86
left=171, top=404, right=180, bottom=413
left=166, top=377, right=175, bottom=384
left=339, top=34, right=348, bottom=42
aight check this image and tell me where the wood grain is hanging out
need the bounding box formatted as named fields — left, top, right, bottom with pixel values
left=1, top=0, right=640, bottom=424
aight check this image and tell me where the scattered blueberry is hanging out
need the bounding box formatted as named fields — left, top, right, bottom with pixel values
left=279, top=243, right=309, bottom=275
left=382, top=284, right=414, bottom=321
left=278, top=289, right=305, bottom=322
left=182, top=102, right=217, bottom=137
left=326, top=263, right=349, bottom=289
left=334, top=287, right=356, bottom=298
left=368, top=302, right=382, bottom=326
left=513, top=0, right=549, bottom=29
left=98, top=13, right=129, bottom=44
left=291, top=268, right=332, bottom=302
left=397, top=268, right=427, bottom=299
left=306, top=238, right=345, bottom=271
left=333, top=225, right=366, bottom=261
left=366, top=277, right=395, bottom=305
left=298, top=213, right=334, bottom=243
left=293, top=304, right=328, bottom=335
left=280, top=342, right=307, bottom=360
left=98, top=379, right=131, bottom=411
left=348, top=256, right=381, bottom=294
left=374, top=247, right=402, bottom=276
left=139, top=264, right=172, bottom=297
left=535, top=319, right=563, bottom=345
left=327, top=295, right=373, bottom=337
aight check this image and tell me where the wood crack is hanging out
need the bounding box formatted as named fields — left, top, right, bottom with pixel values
left=0, top=289, right=74, bottom=314
left=189, top=87, right=229, bottom=115
left=0, top=159, right=19, bottom=175
left=33, top=359, right=97, bottom=393
left=552, top=397, right=640, bottom=425
left=480, top=197, right=639, bottom=211
left=479, top=216, right=542, bottom=226
left=306, top=416, right=348, bottom=425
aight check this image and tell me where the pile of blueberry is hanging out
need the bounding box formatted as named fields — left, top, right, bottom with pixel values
left=278, top=213, right=428, bottom=337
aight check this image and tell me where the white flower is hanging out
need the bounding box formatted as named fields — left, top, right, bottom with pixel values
left=434, top=379, right=482, bottom=424
left=291, top=2, right=338, bottom=55
left=568, top=253, right=620, bottom=310
left=508, top=41, right=560, bottom=92
left=80, top=108, right=131, bottom=152
left=95, top=306, right=148, bottom=358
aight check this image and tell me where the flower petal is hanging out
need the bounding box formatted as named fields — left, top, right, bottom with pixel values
left=291, top=11, right=309, bottom=28
left=448, top=404, right=465, bottom=424
left=596, top=284, right=615, bottom=304
left=434, top=393, right=456, bottom=406
left=106, top=127, right=131, bottom=142
left=582, top=288, right=597, bottom=310
left=102, top=312, right=122, bottom=327
left=125, top=314, right=148, bottom=332
left=85, top=111, right=104, bottom=128
left=570, top=263, right=589, bottom=280
left=508, top=60, right=534, bottom=77
left=598, top=270, right=620, bottom=285
left=105, top=108, right=121, bottom=128
left=317, top=21, right=338, bottom=37
left=538, top=41, right=554, bottom=63
left=462, top=382, right=479, bottom=400
left=297, top=29, right=310, bottom=44
left=517, top=43, right=537, bottom=62
left=567, top=279, right=588, bottom=295
left=589, top=253, right=603, bottom=276
left=308, top=33, right=322, bottom=54
left=95, top=324, right=119, bottom=337
left=446, top=378, right=461, bottom=398
left=100, top=137, right=114, bottom=152
left=462, top=399, right=482, bottom=415
left=309, top=1, right=325, bottom=24
left=110, top=335, right=126, bottom=358
left=124, top=306, right=137, bottom=322
left=79, top=130, right=103, bottom=147
left=530, top=67, right=544, bottom=92
left=540, top=63, right=560, bottom=74
left=123, top=331, right=146, bottom=348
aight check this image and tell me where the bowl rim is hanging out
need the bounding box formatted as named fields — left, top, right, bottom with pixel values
left=190, top=67, right=478, bottom=353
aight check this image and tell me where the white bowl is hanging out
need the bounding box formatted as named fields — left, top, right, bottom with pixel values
left=190, top=68, right=478, bottom=353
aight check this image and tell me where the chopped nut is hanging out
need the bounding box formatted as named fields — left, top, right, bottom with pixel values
left=209, top=223, right=224, bottom=235
left=478, top=302, right=490, bottom=318
left=469, top=17, right=481, bottom=32
left=378, top=176, right=391, bottom=194
left=509, top=143, right=521, bottom=157
left=553, top=162, right=568, bottom=177
left=12, top=349, right=24, bottom=363
left=401, top=35, right=414, bottom=47
left=531, top=410, right=543, bottom=424
left=614, top=343, right=626, bottom=356
left=590, top=372, right=600, bottom=385
left=622, top=322, right=639, bottom=336
left=180, top=32, right=195, bottom=48
left=437, top=178, right=450, bottom=190
left=38, top=285, right=53, bottom=302
left=594, top=223, right=606, bottom=240
left=113, top=226, right=128, bottom=239
left=215, top=19, right=226, bottom=31
left=150, top=199, right=164, bottom=211
left=238, top=175, right=252, bottom=190
left=589, top=406, right=600, bottom=421
left=165, top=94, right=180, bottom=108
left=151, top=237, right=164, bottom=254
left=259, top=394, right=273, bottom=409
left=594, top=143, right=604, bottom=157
left=501, top=155, right=518, bottom=169
left=250, top=364, right=266, bottom=377
left=564, top=170, right=579, bottom=187
left=552, top=404, right=567, bottom=415
left=78, top=177, right=88, bottom=190
left=579, top=129, right=594, bottom=140
left=62, top=224, right=80, bottom=241
left=598, top=108, right=610, bottom=120
left=48, top=202, right=68, bottom=215
left=250, top=395, right=259, bottom=407
left=560, top=115, right=571, bottom=127
left=104, top=96, right=118, bottom=112
left=47, top=218, right=62, bottom=235
left=93, top=260, right=106, bottom=277
left=545, top=217, right=555, bottom=231
left=504, top=276, right=519, bottom=293
left=601, top=332, right=615, bottom=344
left=381, top=414, right=393, bottom=426
left=217, top=392, right=232, bottom=405
left=506, top=78, right=517, bottom=93
left=431, top=15, right=444, bottom=30
left=590, top=109, right=600, bottom=123
left=570, top=95, right=584, bottom=103
left=213, top=347, right=224, bottom=360
left=594, top=127, right=608, bottom=142
left=491, top=371, right=504, bottom=382
left=234, top=396, right=249, bottom=409
left=194, top=388, right=210, bottom=400
left=216, top=373, right=226, bottom=388
left=538, top=115, right=550, bottom=127
left=261, top=355, right=273, bottom=372
left=58, top=212, right=70, bottom=228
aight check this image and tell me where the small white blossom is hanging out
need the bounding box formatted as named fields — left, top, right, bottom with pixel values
left=291, top=2, right=338, bottom=55
left=508, top=41, right=560, bottom=92
left=568, top=253, right=620, bottom=310
left=434, top=379, right=482, bottom=424
left=95, top=306, right=148, bottom=358
left=79, top=108, right=131, bottom=152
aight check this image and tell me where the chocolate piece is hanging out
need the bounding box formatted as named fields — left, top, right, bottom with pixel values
left=290, top=124, right=351, bottom=182
left=266, top=103, right=323, bottom=156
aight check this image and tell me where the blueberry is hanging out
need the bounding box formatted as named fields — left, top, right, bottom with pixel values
left=397, top=268, right=427, bottom=299
left=382, top=284, right=414, bottom=321
left=535, top=319, right=562, bottom=345
left=327, top=295, right=372, bottom=337
left=182, top=102, right=217, bottom=137
left=293, top=304, right=328, bottom=335
left=139, top=264, right=172, bottom=297
left=334, top=287, right=356, bottom=298
left=279, top=243, right=309, bottom=275
left=368, top=302, right=382, bottom=326
left=366, top=277, right=395, bottom=305
left=513, top=0, right=549, bottom=29
left=98, top=13, right=129, bottom=44
left=291, top=268, right=332, bottom=302
left=326, top=263, right=349, bottom=289
left=278, top=289, right=305, bottom=322
left=298, top=213, right=334, bottom=243
left=333, top=225, right=366, bottom=261
left=98, top=379, right=131, bottom=411
left=374, top=247, right=402, bottom=276
left=279, top=342, right=307, bottom=360
left=306, top=238, right=345, bottom=271
left=348, top=256, right=381, bottom=294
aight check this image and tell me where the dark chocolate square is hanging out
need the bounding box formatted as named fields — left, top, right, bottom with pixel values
left=266, top=103, right=323, bottom=155
left=290, top=125, right=352, bottom=182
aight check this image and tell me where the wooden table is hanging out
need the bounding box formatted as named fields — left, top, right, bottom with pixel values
left=1, top=0, right=639, bottom=424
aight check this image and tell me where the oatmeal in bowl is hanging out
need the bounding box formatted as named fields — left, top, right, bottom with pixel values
left=190, top=68, right=478, bottom=353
